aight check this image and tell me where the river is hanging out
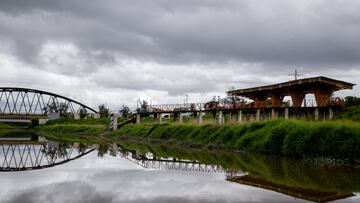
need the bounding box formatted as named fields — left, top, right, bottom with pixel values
left=0, top=137, right=359, bottom=203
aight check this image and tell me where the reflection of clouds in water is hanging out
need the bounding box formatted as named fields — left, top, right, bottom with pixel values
left=0, top=152, right=341, bottom=203
left=5, top=181, right=114, bottom=203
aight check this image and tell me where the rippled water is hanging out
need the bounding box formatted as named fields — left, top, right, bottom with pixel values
left=0, top=137, right=359, bottom=203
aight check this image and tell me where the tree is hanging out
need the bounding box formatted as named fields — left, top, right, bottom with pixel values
left=137, top=100, right=149, bottom=113
left=98, top=104, right=110, bottom=118
left=345, top=96, right=360, bottom=107
left=58, top=102, right=69, bottom=117
left=79, top=108, right=88, bottom=119
left=119, top=105, right=131, bottom=118
left=43, top=101, right=71, bottom=118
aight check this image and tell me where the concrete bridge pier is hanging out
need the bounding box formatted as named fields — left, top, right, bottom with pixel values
left=238, top=110, right=242, bottom=123
left=136, top=114, right=141, bottom=124
left=285, top=108, right=289, bottom=119
left=256, top=109, right=260, bottom=121
left=158, top=113, right=162, bottom=124
left=109, top=115, right=118, bottom=131
left=218, top=111, right=224, bottom=125
left=179, top=113, right=183, bottom=124
left=198, top=112, right=203, bottom=124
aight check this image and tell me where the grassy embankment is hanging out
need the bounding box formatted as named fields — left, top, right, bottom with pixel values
left=34, top=118, right=109, bottom=143
left=110, top=119, right=360, bottom=161
left=33, top=106, right=360, bottom=160
left=0, top=123, right=36, bottom=137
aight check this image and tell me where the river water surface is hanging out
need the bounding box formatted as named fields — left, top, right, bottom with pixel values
left=0, top=138, right=359, bottom=203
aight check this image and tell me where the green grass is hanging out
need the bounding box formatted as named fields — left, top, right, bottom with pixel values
left=110, top=119, right=360, bottom=161
left=34, top=118, right=109, bottom=138
left=45, top=117, right=110, bottom=125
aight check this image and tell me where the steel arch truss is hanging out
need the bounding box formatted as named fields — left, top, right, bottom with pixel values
left=0, top=87, right=97, bottom=115
left=0, top=143, right=94, bottom=171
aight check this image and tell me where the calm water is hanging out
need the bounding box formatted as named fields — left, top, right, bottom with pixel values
left=0, top=138, right=359, bottom=203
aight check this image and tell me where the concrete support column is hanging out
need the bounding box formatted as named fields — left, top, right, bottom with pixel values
left=136, top=114, right=141, bottom=124
left=271, top=109, right=277, bottom=119
left=329, top=108, right=334, bottom=120
left=256, top=109, right=260, bottom=121
left=229, top=112, right=232, bottom=124
left=285, top=108, right=289, bottom=119
left=198, top=112, right=203, bottom=124
left=290, top=92, right=305, bottom=107
left=218, top=111, right=223, bottom=125
left=158, top=113, right=162, bottom=124
left=179, top=113, right=183, bottom=124
left=271, top=94, right=283, bottom=108
left=73, top=113, right=80, bottom=120
left=314, top=90, right=332, bottom=107
left=112, top=116, right=118, bottom=131
left=238, top=110, right=242, bottom=123
left=315, top=108, right=319, bottom=120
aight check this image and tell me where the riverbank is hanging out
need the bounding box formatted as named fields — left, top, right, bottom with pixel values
left=109, top=119, right=360, bottom=161
left=34, top=118, right=109, bottom=143
left=32, top=106, right=360, bottom=161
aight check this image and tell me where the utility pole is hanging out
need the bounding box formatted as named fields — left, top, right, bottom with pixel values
left=289, top=69, right=306, bottom=106
left=289, top=69, right=303, bottom=80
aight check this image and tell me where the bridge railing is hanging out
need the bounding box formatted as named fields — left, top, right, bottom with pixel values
left=138, top=98, right=344, bottom=113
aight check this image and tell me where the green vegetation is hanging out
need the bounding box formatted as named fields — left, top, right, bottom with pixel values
left=110, top=119, right=360, bottom=161
left=116, top=141, right=360, bottom=193
left=34, top=118, right=109, bottom=139
left=0, top=122, right=34, bottom=137
left=98, top=104, right=110, bottom=118
left=23, top=99, right=360, bottom=161
left=45, top=117, right=109, bottom=125
left=339, top=105, right=360, bottom=121
left=345, top=96, right=360, bottom=107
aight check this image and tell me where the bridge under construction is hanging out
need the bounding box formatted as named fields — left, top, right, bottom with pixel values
left=134, top=76, right=355, bottom=125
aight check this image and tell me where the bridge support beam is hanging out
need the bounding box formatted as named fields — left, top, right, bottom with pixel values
left=136, top=114, right=141, bottom=124
left=238, top=110, right=242, bottom=123
left=290, top=92, right=305, bottom=107
left=179, top=113, right=183, bottom=124
left=218, top=111, right=223, bottom=125
left=109, top=115, right=118, bottom=131
left=256, top=109, right=260, bottom=121
left=285, top=108, right=289, bottom=119
left=73, top=113, right=80, bottom=120
left=198, top=112, right=203, bottom=124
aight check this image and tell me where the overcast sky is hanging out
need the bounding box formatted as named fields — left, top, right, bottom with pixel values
left=0, top=0, right=359, bottom=111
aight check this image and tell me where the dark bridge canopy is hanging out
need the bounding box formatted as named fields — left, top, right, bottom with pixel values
left=0, top=87, right=97, bottom=115
left=227, top=76, right=355, bottom=107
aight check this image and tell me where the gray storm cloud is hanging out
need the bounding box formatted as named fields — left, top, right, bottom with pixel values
left=0, top=0, right=359, bottom=109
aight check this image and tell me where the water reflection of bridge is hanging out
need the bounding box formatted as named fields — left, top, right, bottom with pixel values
left=0, top=141, right=94, bottom=171
left=112, top=144, right=356, bottom=203
left=115, top=147, right=230, bottom=174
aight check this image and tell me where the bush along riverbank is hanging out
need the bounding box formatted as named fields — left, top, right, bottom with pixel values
left=109, top=119, right=360, bottom=162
